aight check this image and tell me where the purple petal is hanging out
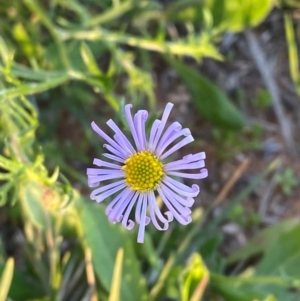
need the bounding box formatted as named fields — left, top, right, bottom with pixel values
left=134, top=110, right=148, bottom=151
left=167, top=168, right=208, bottom=179
left=135, top=193, right=150, bottom=225
left=165, top=152, right=206, bottom=168
left=114, top=134, right=134, bottom=155
left=122, top=192, right=139, bottom=230
left=92, top=158, right=122, bottom=169
left=107, top=190, right=135, bottom=223
left=103, top=144, right=127, bottom=160
left=183, top=152, right=206, bottom=161
left=148, top=120, right=160, bottom=151
left=164, top=160, right=205, bottom=171
left=156, top=128, right=191, bottom=157
left=148, top=190, right=170, bottom=230
left=163, top=175, right=200, bottom=197
left=151, top=102, right=173, bottom=151
left=160, top=135, right=194, bottom=160
left=88, top=171, right=124, bottom=187
left=157, top=187, right=192, bottom=225
left=106, top=188, right=132, bottom=218
left=159, top=183, right=192, bottom=215
left=125, top=104, right=141, bottom=150
left=94, top=183, right=126, bottom=203
left=155, top=121, right=182, bottom=152
left=91, top=121, right=129, bottom=157
left=90, top=180, right=125, bottom=200
left=159, top=182, right=195, bottom=208
left=87, top=168, right=123, bottom=175
left=137, top=194, right=148, bottom=243
left=107, top=119, right=135, bottom=153
left=103, top=153, right=125, bottom=163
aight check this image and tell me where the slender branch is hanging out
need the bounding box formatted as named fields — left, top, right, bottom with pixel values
left=245, top=30, right=297, bottom=159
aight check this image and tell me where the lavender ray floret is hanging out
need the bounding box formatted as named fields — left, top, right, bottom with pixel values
left=167, top=168, right=208, bottom=179
left=134, top=110, right=148, bottom=151
left=164, top=160, right=205, bottom=171
left=160, top=183, right=192, bottom=215
left=122, top=192, right=139, bottom=230
left=135, top=193, right=150, bottom=225
left=94, top=183, right=126, bottom=203
left=137, top=194, right=148, bottom=243
left=157, top=187, right=192, bottom=225
left=103, top=144, right=127, bottom=159
left=90, top=180, right=125, bottom=199
left=156, top=121, right=182, bottom=152
left=125, top=104, right=141, bottom=150
left=107, top=190, right=135, bottom=223
left=163, top=175, right=200, bottom=197
left=87, top=168, right=124, bottom=175
left=152, top=102, right=173, bottom=150
left=183, top=152, right=206, bottom=161
left=88, top=172, right=124, bottom=186
left=103, top=153, right=125, bottom=163
left=160, top=135, right=194, bottom=160
left=106, top=188, right=132, bottom=217
left=114, top=134, right=134, bottom=155
left=159, top=182, right=195, bottom=208
left=91, top=121, right=128, bottom=157
left=156, top=128, right=191, bottom=157
left=148, top=191, right=170, bottom=230
left=107, top=119, right=135, bottom=153
left=92, top=158, right=122, bottom=169
left=148, top=120, right=161, bottom=151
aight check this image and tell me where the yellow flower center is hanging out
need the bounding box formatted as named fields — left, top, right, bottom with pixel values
left=122, top=151, right=164, bottom=192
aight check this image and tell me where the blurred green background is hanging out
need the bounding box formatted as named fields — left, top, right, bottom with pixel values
left=1, top=0, right=300, bottom=300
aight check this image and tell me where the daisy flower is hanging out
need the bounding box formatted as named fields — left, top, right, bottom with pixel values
left=87, top=103, right=207, bottom=243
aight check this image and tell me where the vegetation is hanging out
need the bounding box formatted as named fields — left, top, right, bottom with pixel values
left=0, top=0, right=300, bottom=300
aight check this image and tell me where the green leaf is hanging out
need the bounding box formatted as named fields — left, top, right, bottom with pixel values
left=210, top=273, right=265, bottom=301
left=77, top=199, right=148, bottom=301
left=168, top=58, right=244, bottom=129
left=0, top=75, right=69, bottom=103
left=80, top=42, right=103, bottom=76
left=256, top=222, right=300, bottom=277
left=167, top=0, right=273, bottom=32
left=227, top=219, right=300, bottom=264
left=108, top=248, right=124, bottom=301
left=206, top=0, right=273, bottom=32
left=0, top=258, right=14, bottom=301
left=225, top=219, right=300, bottom=301
left=0, top=262, right=45, bottom=300
left=19, top=181, right=48, bottom=229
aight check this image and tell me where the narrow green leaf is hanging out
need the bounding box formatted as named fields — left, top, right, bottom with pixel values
left=0, top=75, right=69, bottom=103
left=80, top=42, right=103, bottom=76
left=0, top=258, right=14, bottom=301
left=168, top=58, right=244, bottom=129
left=284, top=13, right=300, bottom=97
left=85, top=0, right=133, bottom=28
left=60, top=28, right=222, bottom=61
left=108, top=248, right=124, bottom=301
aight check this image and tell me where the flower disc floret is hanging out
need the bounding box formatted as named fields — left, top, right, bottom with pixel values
left=122, top=151, right=164, bottom=192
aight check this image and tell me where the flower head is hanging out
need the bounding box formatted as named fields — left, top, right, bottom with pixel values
left=87, top=103, right=207, bottom=243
